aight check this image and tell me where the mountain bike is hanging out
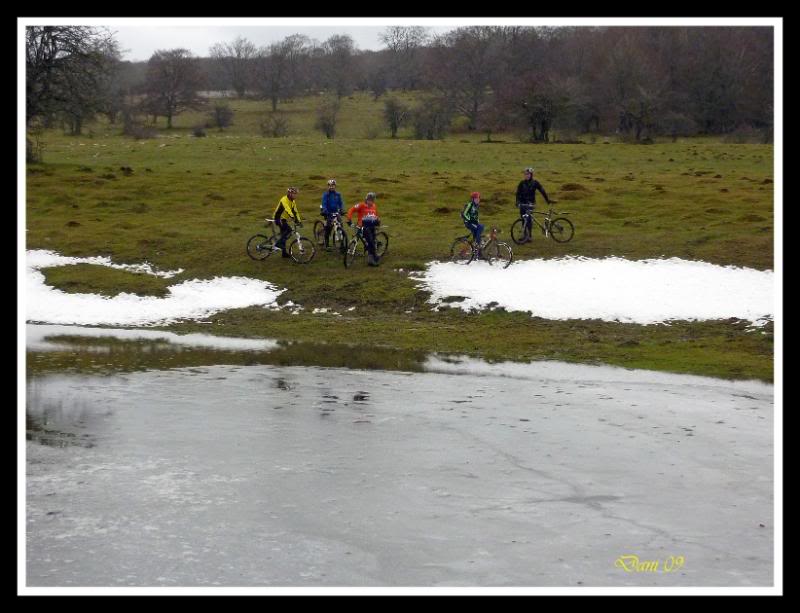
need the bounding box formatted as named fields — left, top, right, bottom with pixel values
left=450, top=226, right=513, bottom=269
left=246, top=219, right=316, bottom=264
left=511, top=204, right=574, bottom=244
left=313, top=213, right=349, bottom=254
left=343, top=224, right=389, bottom=268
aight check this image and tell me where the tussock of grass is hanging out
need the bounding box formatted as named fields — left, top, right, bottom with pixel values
left=41, top=264, right=174, bottom=298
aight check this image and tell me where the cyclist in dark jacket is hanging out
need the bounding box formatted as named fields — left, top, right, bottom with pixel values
left=320, top=178, right=345, bottom=250
left=516, top=167, right=551, bottom=242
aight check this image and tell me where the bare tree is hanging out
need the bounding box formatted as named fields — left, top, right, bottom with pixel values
left=426, top=27, right=501, bottom=131
left=143, top=48, right=206, bottom=129
left=255, top=34, right=310, bottom=111
left=322, top=35, right=358, bottom=98
left=379, top=26, right=430, bottom=90
left=26, top=26, right=120, bottom=132
left=209, top=36, right=258, bottom=98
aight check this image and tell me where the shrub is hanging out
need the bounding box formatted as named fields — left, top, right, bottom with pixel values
left=315, top=97, right=340, bottom=139
left=209, top=103, right=234, bottom=131
left=412, top=99, right=452, bottom=140
left=260, top=113, right=289, bottom=137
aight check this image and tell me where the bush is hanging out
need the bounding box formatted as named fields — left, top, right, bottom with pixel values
left=260, top=113, right=289, bottom=138
left=659, top=112, right=699, bottom=142
left=383, top=98, right=409, bottom=138
left=209, top=103, right=234, bottom=131
left=363, top=121, right=383, bottom=140
left=722, top=125, right=768, bottom=144
left=193, top=126, right=207, bottom=137
left=315, top=97, right=340, bottom=139
left=124, top=123, right=158, bottom=140
left=412, top=100, right=452, bottom=140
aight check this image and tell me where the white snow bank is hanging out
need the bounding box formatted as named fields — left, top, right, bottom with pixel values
left=424, top=355, right=772, bottom=393
left=26, top=250, right=285, bottom=326
left=416, top=256, right=773, bottom=325
left=27, top=249, right=184, bottom=278
left=27, top=324, right=279, bottom=352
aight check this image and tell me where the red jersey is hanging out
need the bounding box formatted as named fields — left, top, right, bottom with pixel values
left=346, top=201, right=380, bottom=226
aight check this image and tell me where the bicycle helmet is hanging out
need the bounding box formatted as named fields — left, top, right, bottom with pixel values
left=287, top=187, right=299, bottom=195
left=524, top=167, right=534, bottom=175
left=470, top=191, right=480, bottom=200
left=327, top=179, right=337, bottom=187
left=365, top=192, right=376, bottom=201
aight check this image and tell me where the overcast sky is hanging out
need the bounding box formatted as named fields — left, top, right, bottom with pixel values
left=114, top=24, right=466, bottom=61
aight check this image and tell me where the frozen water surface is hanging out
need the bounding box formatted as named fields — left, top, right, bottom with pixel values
left=25, top=327, right=773, bottom=587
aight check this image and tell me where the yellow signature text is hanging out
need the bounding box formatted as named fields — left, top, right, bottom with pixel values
left=615, top=554, right=686, bottom=573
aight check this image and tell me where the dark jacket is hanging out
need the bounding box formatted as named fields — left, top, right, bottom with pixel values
left=516, top=179, right=550, bottom=206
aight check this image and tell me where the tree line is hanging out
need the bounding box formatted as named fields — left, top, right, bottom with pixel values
left=26, top=25, right=774, bottom=146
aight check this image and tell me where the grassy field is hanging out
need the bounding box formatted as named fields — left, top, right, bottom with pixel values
left=25, top=93, right=776, bottom=381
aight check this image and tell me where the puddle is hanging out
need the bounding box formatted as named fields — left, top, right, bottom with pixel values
left=24, top=325, right=774, bottom=587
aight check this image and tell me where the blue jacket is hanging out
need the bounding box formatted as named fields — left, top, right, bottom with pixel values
left=321, top=191, right=345, bottom=215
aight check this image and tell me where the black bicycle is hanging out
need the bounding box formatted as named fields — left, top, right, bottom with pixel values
left=511, top=205, right=574, bottom=244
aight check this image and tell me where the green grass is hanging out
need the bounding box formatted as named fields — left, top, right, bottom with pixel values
left=25, top=93, right=776, bottom=381
left=41, top=264, right=174, bottom=297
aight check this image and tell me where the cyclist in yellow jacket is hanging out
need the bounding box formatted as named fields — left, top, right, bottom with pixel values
left=273, top=187, right=303, bottom=258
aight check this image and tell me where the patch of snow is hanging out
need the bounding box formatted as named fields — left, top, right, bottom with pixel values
left=26, top=250, right=285, bottom=327
left=417, top=256, right=773, bottom=325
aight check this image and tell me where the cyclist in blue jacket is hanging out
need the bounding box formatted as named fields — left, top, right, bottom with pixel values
left=320, top=178, right=345, bottom=250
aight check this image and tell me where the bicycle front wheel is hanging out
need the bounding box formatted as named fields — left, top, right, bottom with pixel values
left=483, top=240, right=513, bottom=268
left=450, top=237, right=474, bottom=264
left=289, top=237, right=316, bottom=263
left=344, top=239, right=363, bottom=268
left=510, top=219, right=530, bottom=245
left=549, top=217, right=574, bottom=243
left=246, top=234, right=274, bottom=260
left=374, top=231, right=389, bottom=257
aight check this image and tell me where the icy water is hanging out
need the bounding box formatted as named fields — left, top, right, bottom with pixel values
left=25, top=325, right=774, bottom=587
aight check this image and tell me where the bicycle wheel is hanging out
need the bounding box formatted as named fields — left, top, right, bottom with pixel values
left=246, top=234, right=274, bottom=260
left=344, top=239, right=362, bottom=268
left=510, top=219, right=530, bottom=245
left=374, top=231, right=389, bottom=257
left=487, top=240, right=513, bottom=269
left=335, top=226, right=348, bottom=254
left=288, top=237, right=316, bottom=263
left=450, top=237, right=474, bottom=264
left=313, top=220, right=326, bottom=245
left=549, top=217, right=574, bottom=243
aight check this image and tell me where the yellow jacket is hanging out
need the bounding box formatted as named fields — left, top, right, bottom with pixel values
left=273, top=195, right=302, bottom=223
